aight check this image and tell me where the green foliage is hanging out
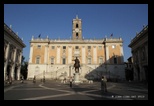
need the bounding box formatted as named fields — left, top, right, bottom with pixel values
left=21, top=56, right=28, bottom=79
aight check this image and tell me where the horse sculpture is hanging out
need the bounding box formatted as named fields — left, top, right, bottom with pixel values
left=73, top=57, right=80, bottom=73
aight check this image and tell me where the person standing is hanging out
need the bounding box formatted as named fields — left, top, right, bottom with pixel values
left=101, top=75, right=107, bottom=92
left=33, top=75, right=36, bottom=83
left=103, top=76, right=107, bottom=92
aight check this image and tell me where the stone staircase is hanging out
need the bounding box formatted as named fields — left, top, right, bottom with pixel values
left=35, top=64, right=104, bottom=81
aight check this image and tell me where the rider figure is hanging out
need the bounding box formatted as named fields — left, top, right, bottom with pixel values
left=72, top=57, right=80, bottom=73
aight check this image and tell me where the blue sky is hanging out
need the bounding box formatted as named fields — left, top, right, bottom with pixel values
left=4, top=4, right=148, bottom=62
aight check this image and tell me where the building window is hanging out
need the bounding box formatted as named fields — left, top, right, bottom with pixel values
left=98, top=46, right=102, bottom=50
left=51, top=46, right=55, bottom=49
left=135, top=53, right=138, bottom=64
left=99, top=58, right=103, bottom=64
left=75, top=46, right=79, bottom=49
left=17, top=53, right=20, bottom=63
left=37, top=45, right=41, bottom=49
left=76, top=24, right=78, bottom=28
left=15, top=53, right=18, bottom=62
left=63, top=58, right=66, bottom=64
left=11, top=47, right=14, bottom=61
left=16, top=50, right=19, bottom=62
left=76, top=33, right=78, bottom=39
left=114, top=57, right=117, bottom=64
left=51, top=58, right=54, bottom=64
left=142, top=47, right=145, bottom=60
left=88, top=58, right=91, bottom=64
left=112, top=45, right=116, bottom=49
left=88, top=46, right=91, bottom=49
left=63, top=46, right=66, bottom=49
left=36, top=56, right=40, bottom=64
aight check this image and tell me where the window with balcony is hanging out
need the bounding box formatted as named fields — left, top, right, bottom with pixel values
left=63, top=58, right=66, bottom=64
left=51, top=57, right=54, bottom=64
left=99, top=58, right=103, bottom=64
left=36, top=56, right=40, bottom=64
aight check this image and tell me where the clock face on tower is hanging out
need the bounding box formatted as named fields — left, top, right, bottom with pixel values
left=75, top=28, right=79, bottom=32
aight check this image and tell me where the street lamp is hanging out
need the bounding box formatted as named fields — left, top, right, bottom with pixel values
left=109, top=70, right=110, bottom=80
left=56, top=71, right=57, bottom=80
left=56, top=67, right=58, bottom=80
left=43, top=70, right=45, bottom=82
left=69, top=65, right=71, bottom=78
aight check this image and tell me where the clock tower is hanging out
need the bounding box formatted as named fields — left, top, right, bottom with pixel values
left=72, top=15, right=82, bottom=40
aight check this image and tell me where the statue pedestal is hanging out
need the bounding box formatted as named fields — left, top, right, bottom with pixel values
left=74, top=73, right=80, bottom=84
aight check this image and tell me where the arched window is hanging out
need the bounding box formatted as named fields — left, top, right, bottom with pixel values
left=76, top=24, right=78, bottom=28
left=114, top=56, right=117, bottom=64
left=76, top=33, right=78, bottom=39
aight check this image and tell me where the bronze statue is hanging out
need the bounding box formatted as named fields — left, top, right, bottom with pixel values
left=72, top=57, right=80, bottom=73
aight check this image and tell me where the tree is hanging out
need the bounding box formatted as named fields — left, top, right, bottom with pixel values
left=21, top=56, right=28, bottom=80
left=21, top=55, right=25, bottom=64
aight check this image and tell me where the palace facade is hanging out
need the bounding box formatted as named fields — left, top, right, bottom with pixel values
left=4, top=23, right=26, bottom=81
left=129, top=25, right=148, bottom=83
left=28, top=16, right=125, bottom=81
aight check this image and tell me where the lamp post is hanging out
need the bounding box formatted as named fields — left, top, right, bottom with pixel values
left=56, top=71, right=57, bottom=80
left=69, top=65, right=71, bottom=78
left=109, top=70, right=110, bottom=80
left=43, top=70, right=45, bottom=82
left=56, top=67, right=58, bottom=80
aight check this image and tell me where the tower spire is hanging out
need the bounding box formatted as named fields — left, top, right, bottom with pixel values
left=76, top=15, right=78, bottom=19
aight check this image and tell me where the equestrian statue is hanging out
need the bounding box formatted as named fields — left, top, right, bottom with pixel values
left=72, top=57, right=80, bottom=73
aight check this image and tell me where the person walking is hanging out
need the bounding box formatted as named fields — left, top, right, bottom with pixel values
left=20, top=75, right=24, bottom=83
left=70, top=77, right=73, bottom=88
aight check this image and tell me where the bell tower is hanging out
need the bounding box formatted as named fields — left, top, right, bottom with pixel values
left=72, top=15, right=82, bottom=40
